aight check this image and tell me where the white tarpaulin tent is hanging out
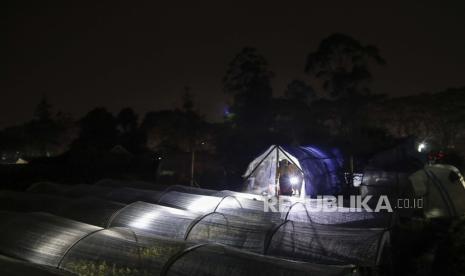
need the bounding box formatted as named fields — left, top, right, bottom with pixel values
left=243, top=145, right=344, bottom=197
left=244, top=145, right=303, bottom=196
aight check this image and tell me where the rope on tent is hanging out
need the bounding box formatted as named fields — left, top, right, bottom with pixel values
left=160, top=243, right=210, bottom=276
left=276, top=146, right=304, bottom=174
left=183, top=212, right=230, bottom=241
left=243, top=145, right=278, bottom=182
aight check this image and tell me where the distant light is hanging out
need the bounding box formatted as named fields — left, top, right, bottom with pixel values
left=224, top=107, right=234, bottom=118
left=418, top=143, right=426, bottom=153
left=223, top=107, right=230, bottom=116
left=290, top=176, right=299, bottom=185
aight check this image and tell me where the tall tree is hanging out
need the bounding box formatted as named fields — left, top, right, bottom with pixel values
left=182, top=86, right=194, bottom=112
left=117, top=107, right=146, bottom=152
left=284, top=79, right=315, bottom=104
left=223, top=47, right=274, bottom=128
left=72, top=108, right=118, bottom=151
left=305, top=33, right=385, bottom=98
left=117, top=108, right=138, bottom=133
left=34, top=95, right=52, bottom=122
left=27, top=96, right=61, bottom=156
left=305, top=34, right=386, bottom=155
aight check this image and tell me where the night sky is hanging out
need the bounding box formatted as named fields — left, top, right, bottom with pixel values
left=3, top=1, right=465, bottom=127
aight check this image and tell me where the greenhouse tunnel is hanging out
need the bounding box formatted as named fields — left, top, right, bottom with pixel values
left=0, top=190, right=390, bottom=267
left=0, top=212, right=357, bottom=276
left=163, top=243, right=355, bottom=276
left=21, top=184, right=393, bottom=231
left=266, top=220, right=389, bottom=266
left=26, top=182, right=393, bottom=228
left=0, top=191, right=125, bottom=227
left=0, top=211, right=101, bottom=267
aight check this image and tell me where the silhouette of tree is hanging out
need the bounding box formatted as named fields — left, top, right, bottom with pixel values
left=116, top=107, right=146, bottom=152
left=34, top=95, right=52, bottom=122
left=72, top=108, right=118, bottom=151
left=284, top=79, right=315, bottom=104
left=223, top=47, right=274, bottom=129
left=182, top=86, right=194, bottom=112
left=23, top=96, right=64, bottom=157
left=305, top=33, right=385, bottom=98
left=304, top=34, right=386, bottom=156
left=0, top=98, right=75, bottom=158
left=430, top=87, right=465, bottom=148
left=141, top=109, right=208, bottom=153
left=117, top=108, right=138, bottom=133
left=377, top=87, right=465, bottom=149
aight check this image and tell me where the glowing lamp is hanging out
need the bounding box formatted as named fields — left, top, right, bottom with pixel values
left=290, top=176, right=299, bottom=185
left=418, top=143, right=426, bottom=153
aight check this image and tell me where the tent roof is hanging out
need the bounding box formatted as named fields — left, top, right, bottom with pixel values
left=244, top=145, right=344, bottom=197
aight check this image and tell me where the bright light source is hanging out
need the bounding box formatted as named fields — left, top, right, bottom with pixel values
left=290, top=176, right=299, bottom=185
left=418, top=143, right=426, bottom=152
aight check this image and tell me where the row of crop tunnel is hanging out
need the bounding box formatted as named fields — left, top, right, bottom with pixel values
left=0, top=180, right=393, bottom=276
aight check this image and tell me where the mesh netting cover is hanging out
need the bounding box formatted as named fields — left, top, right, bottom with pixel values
left=59, top=227, right=185, bottom=275
left=0, top=255, right=73, bottom=276
left=108, top=202, right=200, bottom=239
left=166, top=244, right=355, bottom=276
left=0, top=212, right=100, bottom=267
left=267, top=220, right=389, bottom=266
left=0, top=212, right=357, bottom=276
left=0, top=191, right=125, bottom=227
left=26, top=182, right=393, bottom=228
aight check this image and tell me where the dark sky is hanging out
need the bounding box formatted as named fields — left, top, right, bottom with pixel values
left=3, top=1, right=465, bottom=127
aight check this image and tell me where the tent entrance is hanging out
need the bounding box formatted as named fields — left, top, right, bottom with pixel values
left=243, top=145, right=305, bottom=197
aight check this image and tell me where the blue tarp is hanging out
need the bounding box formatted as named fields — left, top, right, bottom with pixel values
left=282, top=146, right=344, bottom=197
